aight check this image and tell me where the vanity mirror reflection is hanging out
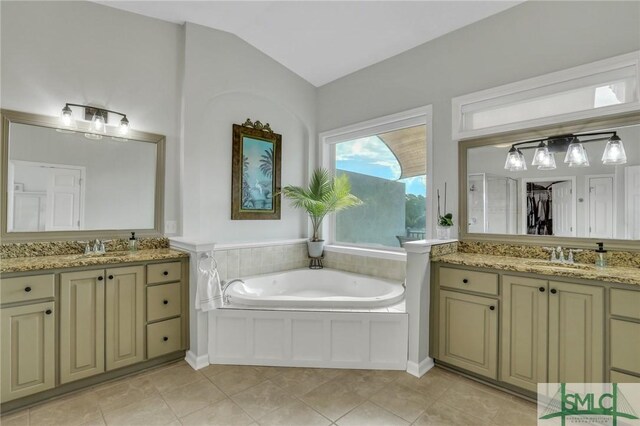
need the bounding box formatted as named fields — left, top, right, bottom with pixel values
left=1, top=110, right=165, bottom=241
left=460, top=112, right=640, bottom=249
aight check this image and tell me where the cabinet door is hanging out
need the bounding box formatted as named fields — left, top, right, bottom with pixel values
left=60, top=269, right=105, bottom=384
left=438, top=290, right=498, bottom=379
left=105, top=266, right=144, bottom=370
left=1, top=302, right=55, bottom=402
left=548, top=281, right=604, bottom=383
left=501, top=276, right=548, bottom=392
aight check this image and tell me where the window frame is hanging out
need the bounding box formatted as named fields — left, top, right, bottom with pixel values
left=319, top=105, right=433, bottom=256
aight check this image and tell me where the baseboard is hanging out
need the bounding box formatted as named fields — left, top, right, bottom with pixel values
left=185, top=351, right=209, bottom=370
left=406, top=357, right=434, bottom=378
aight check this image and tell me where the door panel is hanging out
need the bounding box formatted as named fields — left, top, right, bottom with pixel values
left=438, top=290, right=498, bottom=379
left=46, top=167, right=81, bottom=231
left=626, top=165, right=640, bottom=239
left=106, top=266, right=144, bottom=370
left=552, top=181, right=574, bottom=236
left=548, top=281, right=604, bottom=383
left=501, top=276, right=548, bottom=392
left=588, top=176, right=614, bottom=238
left=60, top=270, right=105, bottom=384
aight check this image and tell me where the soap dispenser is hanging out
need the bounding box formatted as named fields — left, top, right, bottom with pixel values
left=595, top=242, right=607, bottom=268
left=129, top=232, right=138, bottom=252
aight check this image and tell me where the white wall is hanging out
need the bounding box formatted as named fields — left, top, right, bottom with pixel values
left=316, top=1, right=640, bottom=238
left=0, top=1, right=183, bottom=233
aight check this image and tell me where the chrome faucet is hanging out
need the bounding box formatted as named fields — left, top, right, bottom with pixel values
left=543, top=247, right=557, bottom=262
left=221, top=279, right=244, bottom=305
left=566, top=249, right=583, bottom=264
left=556, top=246, right=565, bottom=263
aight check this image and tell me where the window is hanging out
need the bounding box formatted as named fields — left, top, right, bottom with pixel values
left=320, top=107, right=431, bottom=252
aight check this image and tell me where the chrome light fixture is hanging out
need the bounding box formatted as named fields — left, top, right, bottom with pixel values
left=59, top=103, right=130, bottom=140
left=504, top=146, right=527, bottom=171
left=564, top=137, right=589, bottom=166
left=531, top=142, right=549, bottom=166
left=601, top=134, right=627, bottom=164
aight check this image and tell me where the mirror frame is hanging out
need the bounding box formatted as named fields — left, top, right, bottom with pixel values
left=459, top=110, right=640, bottom=251
left=1, top=109, right=165, bottom=242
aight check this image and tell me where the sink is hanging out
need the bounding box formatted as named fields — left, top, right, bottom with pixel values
left=75, top=251, right=129, bottom=259
left=526, top=260, right=594, bottom=270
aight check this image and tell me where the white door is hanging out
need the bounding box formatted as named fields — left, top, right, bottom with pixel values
left=552, top=181, right=575, bottom=237
left=626, top=165, right=640, bottom=240
left=588, top=176, right=614, bottom=238
left=13, top=193, right=46, bottom=231
left=46, top=168, right=82, bottom=231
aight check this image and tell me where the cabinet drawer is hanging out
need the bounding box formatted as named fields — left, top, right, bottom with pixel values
left=147, top=262, right=181, bottom=284
left=1, top=274, right=55, bottom=304
left=439, top=267, right=498, bottom=296
left=147, top=317, right=181, bottom=358
left=611, top=370, right=640, bottom=383
left=611, top=319, right=640, bottom=374
left=611, top=288, right=640, bottom=320
left=147, top=282, right=181, bottom=322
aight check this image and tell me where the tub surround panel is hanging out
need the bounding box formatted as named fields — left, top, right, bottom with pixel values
left=1, top=249, right=187, bottom=274
left=1, top=237, right=170, bottom=259
left=323, top=251, right=405, bottom=281
left=213, top=243, right=309, bottom=281
left=433, top=252, right=640, bottom=286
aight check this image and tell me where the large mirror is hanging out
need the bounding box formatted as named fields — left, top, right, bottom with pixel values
left=460, top=112, right=640, bottom=249
left=1, top=110, right=164, bottom=241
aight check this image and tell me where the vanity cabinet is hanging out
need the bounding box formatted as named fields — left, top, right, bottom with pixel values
left=609, top=288, right=640, bottom=381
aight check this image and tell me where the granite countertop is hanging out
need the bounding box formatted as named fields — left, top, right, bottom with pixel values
left=1, top=249, right=189, bottom=274
left=433, top=252, right=640, bottom=286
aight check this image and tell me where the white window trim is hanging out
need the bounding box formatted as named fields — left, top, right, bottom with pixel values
left=452, top=51, right=640, bottom=141
left=318, top=105, right=434, bottom=256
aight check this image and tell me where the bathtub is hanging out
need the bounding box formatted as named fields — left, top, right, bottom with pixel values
left=223, top=268, right=405, bottom=309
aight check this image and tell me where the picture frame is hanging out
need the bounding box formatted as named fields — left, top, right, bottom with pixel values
left=231, top=119, right=282, bottom=220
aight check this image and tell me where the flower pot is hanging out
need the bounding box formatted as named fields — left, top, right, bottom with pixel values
left=436, top=225, right=453, bottom=240
left=307, top=240, right=324, bottom=258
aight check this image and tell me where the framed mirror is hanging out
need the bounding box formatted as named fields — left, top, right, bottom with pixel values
left=1, top=109, right=165, bottom=241
left=459, top=111, right=640, bottom=250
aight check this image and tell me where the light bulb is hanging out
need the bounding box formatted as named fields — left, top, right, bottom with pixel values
left=119, top=116, right=129, bottom=135
left=92, top=113, right=105, bottom=131
left=537, top=151, right=557, bottom=170
left=59, top=105, right=76, bottom=128
left=531, top=142, right=548, bottom=166
left=568, top=148, right=590, bottom=167
left=602, top=135, right=627, bottom=165
left=564, top=138, right=589, bottom=166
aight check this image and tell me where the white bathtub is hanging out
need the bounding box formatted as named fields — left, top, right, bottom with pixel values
left=224, top=268, right=405, bottom=309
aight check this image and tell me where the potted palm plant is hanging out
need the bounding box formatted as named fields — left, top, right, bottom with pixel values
left=282, top=168, right=362, bottom=257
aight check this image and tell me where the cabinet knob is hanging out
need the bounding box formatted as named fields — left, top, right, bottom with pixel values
left=462, top=279, right=469, bottom=284
left=163, top=336, right=169, bottom=342
left=24, top=286, right=32, bottom=292
left=108, top=275, right=114, bottom=280
left=98, top=276, right=104, bottom=281
left=163, top=271, right=169, bottom=276
left=539, top=287, right=545, bottom=292
left=550, top=289, right=557, bottom=294
left=45, top=309, right=52, bottom=315
left=163, top=300, right=169, bottom=305
left=489, top=306, right=495, bottom=311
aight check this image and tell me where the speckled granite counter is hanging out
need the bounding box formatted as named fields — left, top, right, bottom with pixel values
left=1, top=249, right=188, bottom=274
left=432, top=252, right=640, bottom=286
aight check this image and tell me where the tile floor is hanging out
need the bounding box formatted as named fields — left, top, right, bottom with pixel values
left=0, top=361, right=537, bottom=426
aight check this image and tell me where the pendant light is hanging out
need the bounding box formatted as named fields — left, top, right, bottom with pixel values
left=537, top=151, right=557, bottom=170
left=504, top=146, right=527, bottom=171
left=568, top=148, right=590, bottom=167
left=564, top=137, right=589, bottom=166
left=59, top=104, right=76, bottom=129
left=119, top=116, right=130, bottom=136
left=531, top=142, right=549, bottom=166
left=601, top=134, right=627, bottom=165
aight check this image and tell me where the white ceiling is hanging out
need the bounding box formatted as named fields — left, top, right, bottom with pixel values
left=96, top=1, right=522, bottom=87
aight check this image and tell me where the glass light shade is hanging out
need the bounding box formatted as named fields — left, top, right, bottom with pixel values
left=91, top=112, right=107, bottom=134
left=564, top=139, right=589, bottom=166
left=601, top=135, right=627, bottom=165
left=59, top=105, right=76, bottom=129
left=531, top=143, right=548, bottom=166
left=537, top=151, right=557, bottom=170
left=504, top=147, right=527, bottom=171
left=119, top=116, right=130, bottom=136
left=568, top=148, right=590, bottom=167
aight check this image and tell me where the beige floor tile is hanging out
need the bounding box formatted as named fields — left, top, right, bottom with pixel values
left=200, top=364, right=249, bottom=379
left=437, top=381, right=505, bottom=420
left=180, top=399, right=254, bottom=426
left=231, top=380, right=298, bottom=420
left=0, top=409, right=30, bottom=426
left=250, top=366, right=291, bottom=378
left=493, top=398, right=537, bottom=426
left=413, top=401, right=490, bottom=426
left=269, top=368, right=334, bottom=396
left=101, top=394, right=177, bottom=425
left=80, top=415, right=107, bottom=426
left=161, top=377, right=227, bottom=418
left=336, top=401, right=409, bottom=426
left=300, top=380, right=367, bottom=421
left=369, top=381, right=433, bottom=422
left=208, top=367, right=270, bottom=396
left=146, top=363, right=205, bottom=394
left=394, top=368, right=455, bottom=398
left=337, top=370, right=398, bottom=399
left=93, top=375, right=159, bottom=412
left=257, top=400, right=330, bottom=426
left=30, top=391, right=103, bottom=426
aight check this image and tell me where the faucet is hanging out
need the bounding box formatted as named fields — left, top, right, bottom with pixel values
left=543, top=247, right=557, bottom=262
left=566, top=249, right=583, bottom=264
left=556, top=246, right=565, bottom=263
left=221, top=279, right=244, bottom=305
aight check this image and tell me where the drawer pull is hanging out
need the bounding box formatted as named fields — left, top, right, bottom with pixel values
left=24, top=286, right=32, bottom=292
left=98, top=276, right=104, bottom=281
left=163, top=299, right=169, bottom=305
left=163, top=271, right=169, bottom=276
left=462, top=279, right=469, bottom=284
left=539, top=287, right=545, bottom=292
left=108, top=275, right=114, bottom=280
left=45, top=309, right=52, bottom=315
left=550, top=289, right=557, bottom=294
left=163, top=336, right=169, bottom=341
left=489, top=306, right=495, bottom=311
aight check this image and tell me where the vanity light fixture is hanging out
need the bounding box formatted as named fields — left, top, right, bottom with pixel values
left=503, top=131, right=626, bottom=172
left=59, top=103, right=130, bottom=140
